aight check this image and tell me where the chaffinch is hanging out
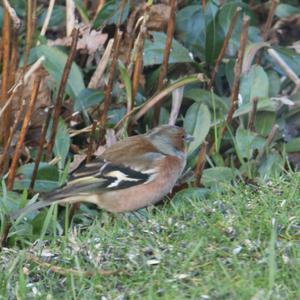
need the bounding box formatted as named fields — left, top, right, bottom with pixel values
left=13, top=125, right=193, bottom=218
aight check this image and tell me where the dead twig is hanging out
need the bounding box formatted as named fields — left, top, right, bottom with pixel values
left=46, top=28, right=79, bottom=160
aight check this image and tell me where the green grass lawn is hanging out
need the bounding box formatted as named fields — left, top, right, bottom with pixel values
left=1, top=175, right=300, bottom=299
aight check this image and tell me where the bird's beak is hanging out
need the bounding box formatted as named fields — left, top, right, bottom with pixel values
left=184, top=134, right=194, bottom=144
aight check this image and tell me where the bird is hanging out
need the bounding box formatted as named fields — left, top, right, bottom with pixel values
left=12, top=125, right=193, bottom=219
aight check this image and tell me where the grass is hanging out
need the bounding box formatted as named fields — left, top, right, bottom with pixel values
left=1, top=174, right=300, bottom=299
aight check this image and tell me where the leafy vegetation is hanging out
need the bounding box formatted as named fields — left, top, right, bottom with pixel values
left=0, top=0, right=300, bottom=298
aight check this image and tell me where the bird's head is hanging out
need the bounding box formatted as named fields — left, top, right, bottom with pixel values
left=147, top=125, right=193, bottom=157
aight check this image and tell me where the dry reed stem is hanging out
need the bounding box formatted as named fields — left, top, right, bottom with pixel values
left=0, top=7, right=11, bottom=145
left=88, top=38, right=114, bottom=89
left=131, top=5, right=151, bottom=102
left=3, top=0, right=21, bottom=29
left=0, top=57, right=45, bottom=119
left=0, top=98, right=26, bottom=174
left=267, top=48, right=300, bottom=92
left=7, top=76, right=41, bottom=191
left=66, top=0, right=76, bottom=36
left=39, top=0, right=56, bottom=38
left=46, top=28, right=79, bottom=160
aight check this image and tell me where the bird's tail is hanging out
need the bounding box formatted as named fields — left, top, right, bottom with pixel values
left=10, top=198, right=61, bottom=221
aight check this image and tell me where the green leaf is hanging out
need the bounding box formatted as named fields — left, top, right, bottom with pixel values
left=17, top=163, right=59, bottom=181
left=258, top=153, right=284, bottom=179
left=74, top=0, right=90, bottom=23
left=74, top=88, right=104, bottom=112
left=205, top=16, right=224, bottom=64
left=144, top=31, right=193, bottom=66
left=36, top=45, right=85, bottom=99
left=184, top=103, right=211, bottom=153
left=202, top=167, right=237, bottom=187
left=172, top=188, right=209, bottom=203
left=275, top=4, right=299, bottom=18
left=175, top=5, right=206, bottom=58
left=93, top=0, right=129, bottom=28
left=93, top=0, right=117, bottom=28
left=184, top=88, right=229, bottom=113
left=118, top=60, right=132, bottom=109
left=255, top=112, right=276, bottom=136
left=37, top=5, right=65, bottom=28
left=13, top=179, right=60, bottom=192
left=240, top=65, right=269, bottom=103
left=234, top=98, right=279, bottom=118
left=53, top=118, right=70, bottom=169
left=285, top=138, right=300, bottom=153
left=235, top=127, right=265, bottom=159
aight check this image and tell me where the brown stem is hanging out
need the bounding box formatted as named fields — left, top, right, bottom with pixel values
left=247, top=97, right=258, bottom=131
left=7, top=77, right=41, bottom=191
left=29, top=108, right=53, bottom=191
left=0, top=216, right=11, bottom=248
left=23, top=0, right=34, bottom=69
left=256, top=124, right=279, bottom=162
left=99, top=30, right=122, bottom=128
left=131, top=5, right=151, bottom=103
left=256, top=0, right=279, bottom=64
left=0, top=98, right=27, bottom=174
left=0, top=7, right=11, bottom=145
left=46, top=28, right=79, bottom=160
left=86, top=120, right=97, bottom=163
left=208, top=7, right=241, bottom=89
left=153, top=0, right=177, bottom=126
left=8, top=27, right=18, bottom=88
left=194, top=141, right=208, bottom=187
left=209, top=16, right=249, bottom=154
